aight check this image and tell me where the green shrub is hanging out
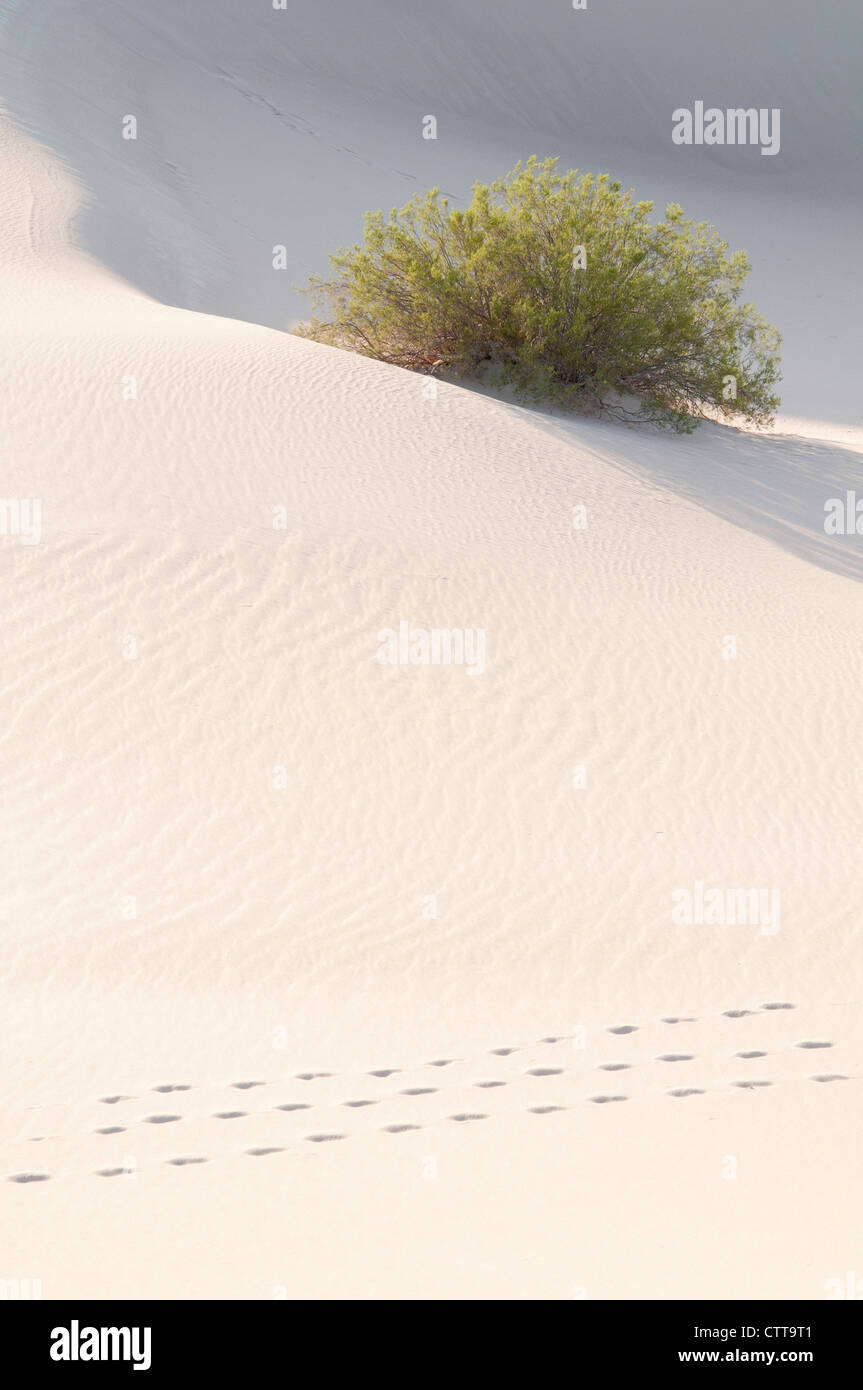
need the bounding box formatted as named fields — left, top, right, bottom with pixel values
left=295, top=156, right=781, bottom=432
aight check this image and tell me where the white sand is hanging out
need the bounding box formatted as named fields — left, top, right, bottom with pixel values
left=1, top=1, right=861, bottom=1299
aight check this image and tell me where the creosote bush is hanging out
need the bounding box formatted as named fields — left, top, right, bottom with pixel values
left=295, top=157, right=781, bottom=432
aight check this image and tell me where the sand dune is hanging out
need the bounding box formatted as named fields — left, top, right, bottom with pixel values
left=1, top=1, right=862, bottom=1298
